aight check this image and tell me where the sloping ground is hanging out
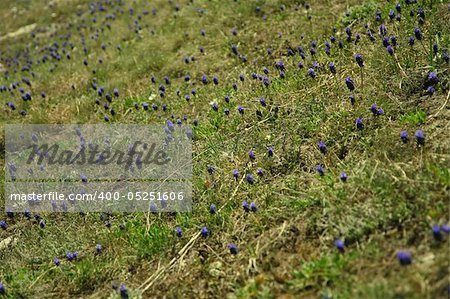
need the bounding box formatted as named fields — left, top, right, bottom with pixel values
left=0, top=0, right=449, bottom=298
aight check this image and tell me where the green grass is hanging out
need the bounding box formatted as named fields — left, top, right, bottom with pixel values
left=0, top=0, right=449, bottom=298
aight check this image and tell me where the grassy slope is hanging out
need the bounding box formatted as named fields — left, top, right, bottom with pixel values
left=0, top=0, right=449, bottom=298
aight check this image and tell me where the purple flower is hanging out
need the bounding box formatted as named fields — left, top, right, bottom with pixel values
left=397, top=251, right=412, bottom=266
left=238, top=106, right=245, bottom=114
left=389, top=10, right=395, bottom=19
left=315, top=165, right=325, bottom=176
left=53, top=257, right=60, bottom=266
left=201, top=74, right=208, bottom=84
left=428, top=72, right=438, bottom=84
left=256, top=168, right=264, bottom=176
left=318, top=141, right=327, bottom=153
left=0, top=220, right=7, bottom=230
left=113, top=88, right=119, bottom=97
left=345, top=77, right=355, bottom=91
left=120, top=284, right=128, bottom=298
left=209, top=204, right=217, bottom=214
left=248, top=150, right=256, bottom=161
left=227, top=243, right=238, bottom=254
left=329, top=62, right=336, bottom=74
left=340, top=172, right=348, bottom=182
left=175, top=227, right=182, bottom=237
left=211, top=102, right=219, bottom=111
left=96, top=244, right=103, bottom=253
left=231, top=44, right=238, bottom=55
left=276, top=60, right=285, bottom=71
left=213, top=76, right=219, bottom=85
left=390, top=36, right=397, bottom=46
left=242, top=200, right=250, bottom=212
left=415, top=130, right=425, bottom=145
left=432, top=224, right=442, bottom=241
left=0, top=282, right=5, bottom=294
left=379, top=24, right=387, bottom=36
left=232, top=169, right=240, bottom=180
left=307, top=68, right=316, bottom=78
left=66, top=252, right=75, bottom=261
left=268, top=147, right=274, bottom=157
left=400, top=131, right=409, bottom=143
left=201, top=226, right=209, bottom=237
left=39, top=219, right=45, bottom=228
left=260, top=96, right=266, bottom=107
left=246, top=174, right=254, bottom=184
left=355, top=118, right=363, bottom=130
left=396, top=3, right=401, bottom=13
left=224, top=108, right=230, bottom=115
left=250, top=202, right=257, bottom=212
left=426, top=86, right=435, bottom=95
left=387, top=45, right=394, bottom=55
left=335, top=239, right=345, bottom=253
left=443, top=52, right=449, bottom=63
left=224, top=95, right=230, bottom=103
left=232, top=82, right=238, bottom=91
left=441, top=224, right=450, bottom=234
left=414, top=28, right=422, bottom=40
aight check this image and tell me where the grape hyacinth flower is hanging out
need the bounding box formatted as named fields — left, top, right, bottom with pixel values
left=201, top=226, right=209, bottom=238
left=441, top=224, right=450, bottom=234
left=428, top=72, right=438, bottom=84
left=414, top=28, right=422, bottom=40
left=249, top=150, right=256, bottom=161
left=175, top=227, right=182, bottom=237
left=315, top=165, right=325, bottom=176
left=329, top=62, right=336, bottom=74
left=415, top=130, right=425, bottom=145
left=355, top=54, right=364, bottom=67
left=250, top=202, right=257, bottom=212
left=355, top=118, right=363, bottom=130
left=120, top=284, right=128, bottom=298
left=96, top=244, right=103, bottom=253
left=256, top=168, right=264, bottom=176
left=0, top=220, right=7, bottom=230
left=387, top=45, right=394, bottom=55
left=400, top=131, right=409, bottom=143
left=242, top=200, right=250, bottom=212
left=201, top=74, right=208, bottom=84
left=397, top=251, right=412, bottom=266
left=345, top=76, right=355, bottom=91
left=260, top=96, right=266, bottom=107
left=0, top=282, right=5, bottom=294
left=227, top=244, right=238, bottom=255
left=246, top=174, right=254, bottom=184
left=408, top=36, right=415, bottom=46
left=232, top=169, right=240, bottom=180
left=340, top=172, right=348, bottom=182
left=432, top=224, right=443, bottom=241
left=307, top=68, right=316, bottom=78
left=53, top=257, right=60, bottom=266
left=209, top=204, right=217, bottom=214
left=335, top=239, right=345, bottom=253
left=318, top=141, right=327, bottom=153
